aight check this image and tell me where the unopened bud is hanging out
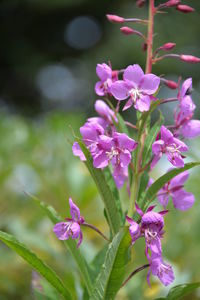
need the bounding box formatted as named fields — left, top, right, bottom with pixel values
left=159, top=43, right=176, bottom=51
left=165, top=0, right=180, bottom=7
left=180, top=55, right=200, bottom=63
left=164, top=80, right=178, bottom=89
left=176, top=4, right=195, bottom=13
left=112, top=70, right=118, bottom=80
left=106, top=14, right=125, bottom=23
left=120, top=26, right=134, bottom=35
left=136, top=0, right=146, bottom=7
left=142, top=43, right=147, bottom=52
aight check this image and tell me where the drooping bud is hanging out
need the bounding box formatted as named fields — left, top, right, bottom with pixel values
left=180, top=55, right=200, bottom=63
left=136, top=0, right=146, bottom=7
left=120, top=26, right=135, bottom=35
left=142, top=42, right=148, bottom=52
left=176, top=4, right=195, bottom=13
left=106, top=14, right=125, bottom=23
left=159, top=43, right=176, bottom=51
left=164, top=0, right=180, bottom=7
left=163, top=79, right=178, bottom=90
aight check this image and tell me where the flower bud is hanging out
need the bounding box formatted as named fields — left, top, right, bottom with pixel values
left=136, top=0, right=146, bottom=7
left=165, top=0, right=180, bottom=7
left=159, top=43, right=176, bottom=51
left=164, top=80, right=178, bottom=89
left=120, top=26, right=134, bottom=35
left=176, top=4, right=195, bottom=13
left=106, top=14, right=125, bottom=23
left=142, top=42, right=147, bottom=52
left=180, top=55, right=200, bottom=63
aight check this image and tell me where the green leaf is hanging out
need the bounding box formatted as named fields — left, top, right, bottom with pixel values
left=0, top=230, right=72, bottom=300
left=142, top=112, right=163, bottom=167
left=25, top=192, right=93, bottom=296
left=141, top=162, right=200, bottom=211
left=90, top=228, right=131, bottom=300
left=77, top=140, right=123, bottom=235
left=137, top=170, right=149, bottom=203
left=159, top=282, right=200, bottom=300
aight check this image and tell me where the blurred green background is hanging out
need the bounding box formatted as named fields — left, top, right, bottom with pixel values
left=0, top=0, right=200, bottom=299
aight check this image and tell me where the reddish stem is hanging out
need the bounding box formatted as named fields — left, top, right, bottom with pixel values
left=145, top=0, right=155, bottom=73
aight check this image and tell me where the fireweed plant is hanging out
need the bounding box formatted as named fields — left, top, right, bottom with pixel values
left=1, top=1, right=200, bottom=299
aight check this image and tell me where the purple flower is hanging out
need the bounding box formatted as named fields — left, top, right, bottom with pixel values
left=147, top=254, right=175, bottom=286
left=126, top=216, right=141, bottom=244
left=174, top=79, right=200, bottom=139
left=93, top=132, right=137, bottom=188
left=110, top=64, right=160, bottom=111
left=152, top=125, right=188, bottom=168
left=127, top=205, right=167, bottom=256
left=141, top=210, right=165, bottom=256
left=53, top=198, right=84, bottom=248
left=95, top=63, right=117, bottom=96
left=72, top=121, right=105, bottom=160
left=158, top=171, right=195, bottom=210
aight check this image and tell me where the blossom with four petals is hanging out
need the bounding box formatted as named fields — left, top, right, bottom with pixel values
left=53, top=198, right=84, bottom=248
left=110, top=64, right=160, bottom=111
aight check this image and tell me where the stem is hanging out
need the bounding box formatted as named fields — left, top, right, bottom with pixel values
left=160, top=97, right=178, bottom=105
left=121, top=264, right=150, bottom=288
left=82, top=223, right=110, bottom=242
left=152, top=54, right=179, bottom=63
left=145, top=0, right=155, bottom=74
left=125, top=121, right=138, bottom=130
left=127, top=0, right=155, bottom=218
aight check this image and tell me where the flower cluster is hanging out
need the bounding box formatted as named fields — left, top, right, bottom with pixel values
left=72, top=99, right=137, bottom=188
left=53, top=0, right=200, bottom=293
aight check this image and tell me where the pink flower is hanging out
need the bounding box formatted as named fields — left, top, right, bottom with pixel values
left=53, top=198, right=84, bottom=248
left=147, top=254, right=175, bottom=286
left=174, top=79, right=200, bottom=139
left=158, top=171, right=195, bottom=210
left=95, top=63, right=117, bottom=96
left=126, top=216, right=141, bottom=244
left=110, top=64, right=160, bottom=111
left=152, top=125, right=188, bottom=168
left=93, top=132, right=137, bottom=188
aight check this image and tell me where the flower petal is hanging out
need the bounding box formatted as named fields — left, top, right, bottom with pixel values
left=182, top=120, right=200, bottom=138
left=69, top=198, right=81, bottom=221
left=172, top=190, right=195, bottom=210
left=95, top=81, right=106, bottom=96
left=110, top=80, right=129, bottom=100
left=140, top=74, right=160, bottom=94
left=96, top=63, right=112, bottom=81
left=134, top=95, right=151, bottom=112
left=123, top=64, right=144, bottom=87
left=72, top=142, right=86, bottom=161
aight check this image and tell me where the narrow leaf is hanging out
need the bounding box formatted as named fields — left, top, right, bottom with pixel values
left=141, top=162, right=200, bottom=210
left=90, top=228, right=131, bottom=300
left=0, top=231, right=72, bottom=300
left=77, top=140, right=123, bottom=235
left=166, top=282, right=200, bottom=299
left=142, top=112, right=163, bottom=167
left=167, top=282, right=200, bottom=299
left=26, top=192, right=93, bottom=296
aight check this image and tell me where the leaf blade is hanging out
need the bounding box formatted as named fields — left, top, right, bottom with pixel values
left=90, top=228, right=131, bottom=300
left=0, top=230, right=72, bottom=300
